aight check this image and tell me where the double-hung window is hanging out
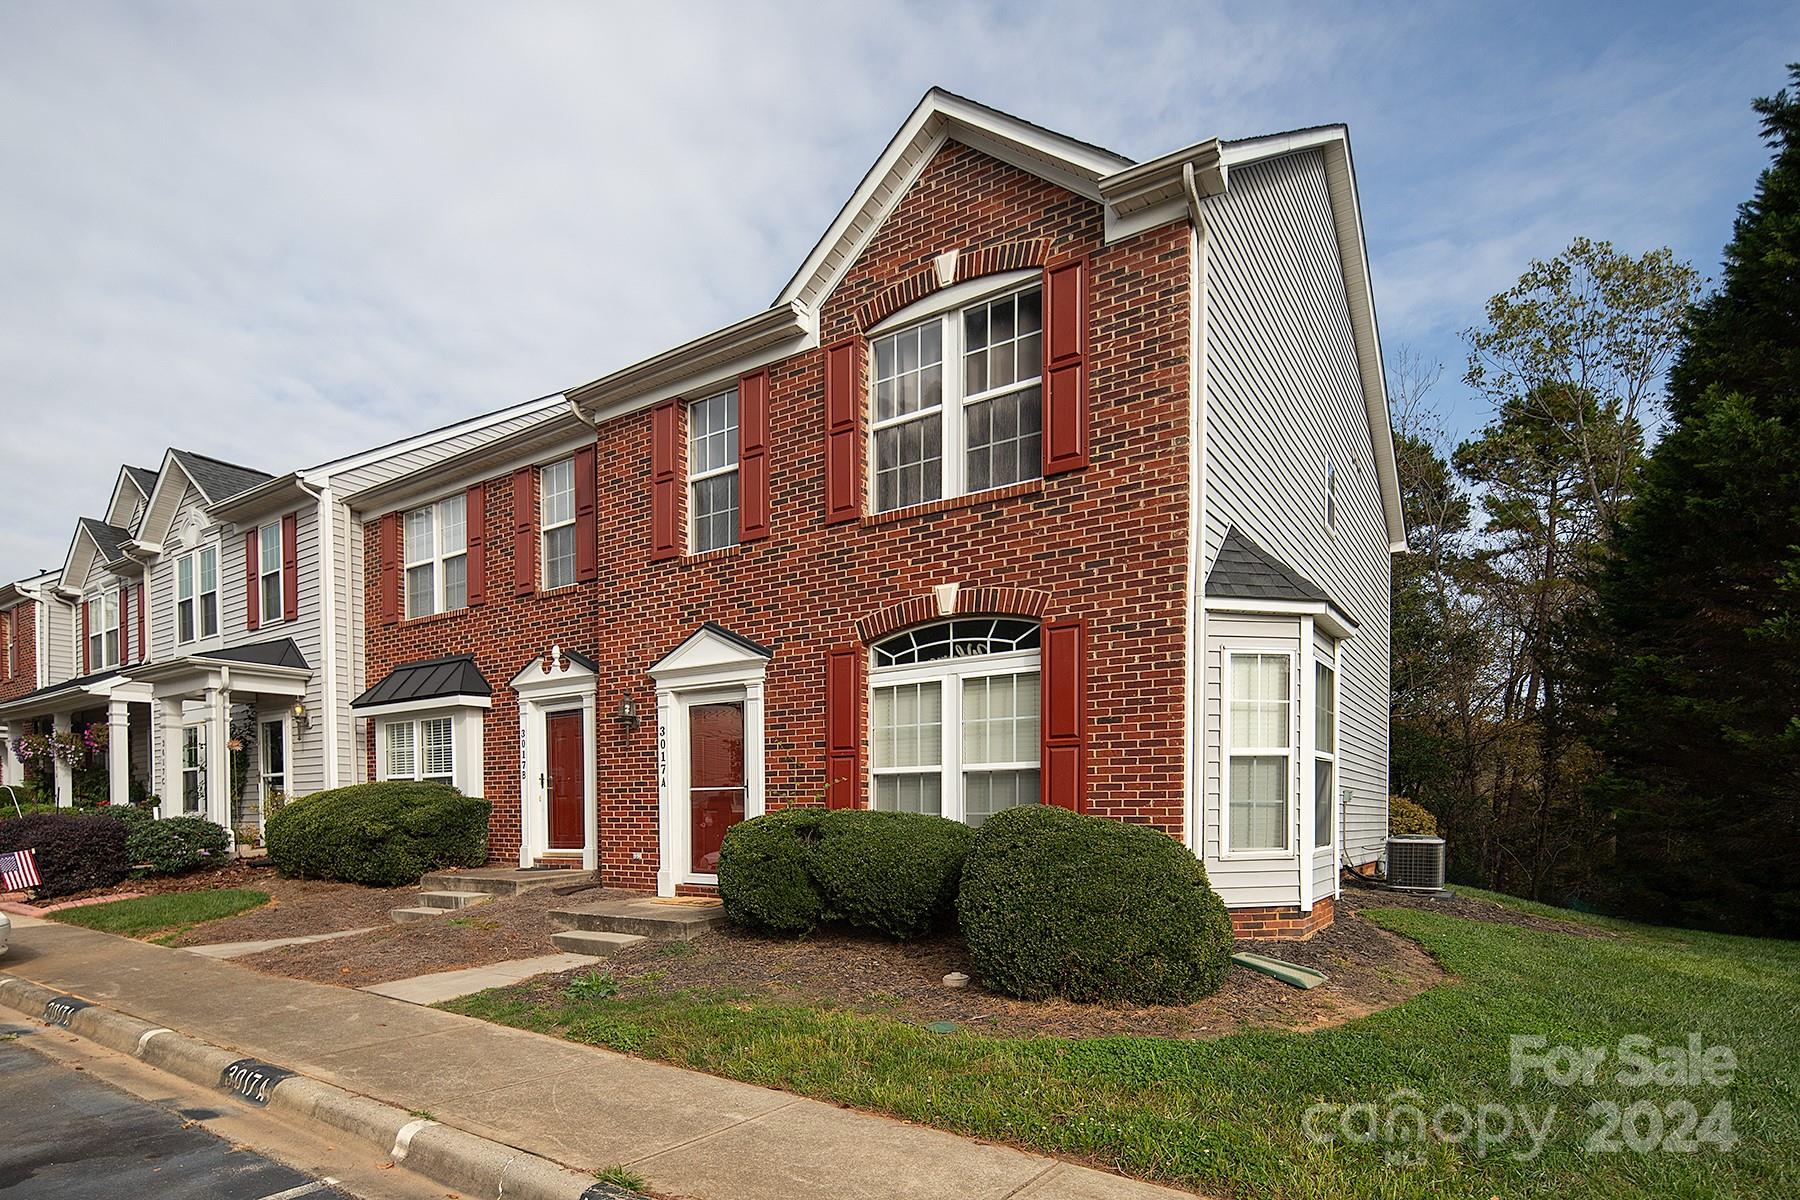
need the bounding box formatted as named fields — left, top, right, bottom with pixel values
left=382, top=716, right=455, bottom=786
left=176, top=547, right=218, bottom=644
left=1314, top=660, right=1337, bottom=849
left=86, top=592, right=119, bottom=670
left=870, top=285, right=1042, bottom=513
left=1227, top=651, right=1293, bottom=853
left=404, top=495, right=467, bottom=619
left=688, top=389, right=739, bottom=553
left=869, top=619, right=1042, bottom=827
left=540, top=458, right=576, bottom=590
left=258, top=522, right=282, bottom=623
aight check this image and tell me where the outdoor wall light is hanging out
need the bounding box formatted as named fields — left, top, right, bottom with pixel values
left=291, top=702, right=311, bottom=732
left=614, top=693, right=639, bottom=730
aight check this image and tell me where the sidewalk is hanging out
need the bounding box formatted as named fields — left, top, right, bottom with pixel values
left=2, top=917, right=1197, bottom=1200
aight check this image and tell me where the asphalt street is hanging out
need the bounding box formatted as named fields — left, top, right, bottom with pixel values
left=0, top=1025, right=349, bottom=1200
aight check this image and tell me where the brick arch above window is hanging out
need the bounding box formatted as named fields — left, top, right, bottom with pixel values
left=854, top=238, right=1054, bottom=332
left=853, top=585, right=1054, bottom=644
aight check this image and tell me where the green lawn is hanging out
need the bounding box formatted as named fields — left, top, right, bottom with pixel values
left=48, top=888, right=269, bottom=941
left=446, top=899, right=1800, bottom=1199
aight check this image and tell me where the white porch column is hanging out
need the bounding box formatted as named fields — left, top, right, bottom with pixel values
left=206, top=686, right=232, bottom=831
left=159, top=697, right=184, bottom=818
left=108, top=698, right=131, bottom=805
left=51, top=710, right=73, bottom=808
left=0, top=723, right=14, bottom=789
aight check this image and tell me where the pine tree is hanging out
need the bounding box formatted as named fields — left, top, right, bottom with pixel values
left=1601, top=66, right=1800, bottom=935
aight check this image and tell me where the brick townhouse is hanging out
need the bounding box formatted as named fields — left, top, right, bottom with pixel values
left=348, top=90, right=1405, bottom=936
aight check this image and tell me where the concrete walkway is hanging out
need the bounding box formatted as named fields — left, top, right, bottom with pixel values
left=1, top=919, right=1197, bottom=1199
left=361, top=953, right=599, bottom=1004
left=182, top=926, right=377, bottom=960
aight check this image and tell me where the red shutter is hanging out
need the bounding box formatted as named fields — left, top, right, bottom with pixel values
left=512, top=466, right=537, bottom=595
left=650, top=399, right=679, bottom=561
left=465, top=483, right=487, bottom=607
left=824, top=643, right=863, bottom=809
left=823, top=338, right=862, bottom=524
left=81, top=602, right=91, bottom=674
left=1041, top=618, right=1088, bottom=810
left=378, top=512, right=401, bottom=625
left=738, top=368, right=770, bottom=542
left=574, top=444, right=598, bottom=582
left=135, top=583, right=145, bottom=664
left=117, top=588, right=129, bottom=664
left=1042, top=255, right=1090, bottom=475
left=282, top=511, right=300, bottom=622
left=244, top=528, right=260, bottom=631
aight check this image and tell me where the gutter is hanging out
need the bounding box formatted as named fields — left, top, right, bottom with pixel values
left=295, top=472, right=340, bottom=789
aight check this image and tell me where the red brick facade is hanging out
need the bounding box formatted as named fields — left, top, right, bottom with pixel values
left=0, top=604, right=37, bottom=703
left=363, top=140, right=1196, bottom=895
left=1230, top=895, right=1336, bottom=941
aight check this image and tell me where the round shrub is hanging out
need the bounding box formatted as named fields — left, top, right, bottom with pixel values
left=957, top=805, right=1234, bottom=1004
left=0, top=812, right=129, bottom=898
left=127, top=815, right=230, bottom=875
left=806, top=810, right=973, bottom=938
left=265, top=782, right=489, bottom=887
left=717, top=808, right=827, bottom=934
left=1388, top=795, right=1438, bottom=836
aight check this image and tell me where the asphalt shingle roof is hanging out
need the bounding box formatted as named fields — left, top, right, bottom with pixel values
left=353, top=654, right=491, bottom=709
left=79, top=518, right=132, bottom=565
left=125, top=466, right=160, bottom=496
left=170, top=449, right=273, bottom=505
left=1206, top=527, right=1331, bottom=604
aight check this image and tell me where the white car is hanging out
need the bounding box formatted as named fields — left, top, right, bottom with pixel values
left=0, top=909, right=9, bottom=958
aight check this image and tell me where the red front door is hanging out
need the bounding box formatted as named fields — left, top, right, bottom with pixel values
left=546, top=710, right=584, bottom=851
left=688, top=702, right=746, bottom=874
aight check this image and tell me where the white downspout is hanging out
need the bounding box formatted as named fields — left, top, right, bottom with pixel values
left=1183, top=163, right=1212, bottom=857
left=298, top=474, right=338, bottom=790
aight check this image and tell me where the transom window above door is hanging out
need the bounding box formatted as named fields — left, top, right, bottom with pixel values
left=870, top=619, right=1041, bottom=826
left=404, top=495, right=467, bottom=619
left=869, top=285, right=1043, bottom=513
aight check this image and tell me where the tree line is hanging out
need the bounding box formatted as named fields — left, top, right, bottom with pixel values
left=1391, top=66, right=1800, bottom=937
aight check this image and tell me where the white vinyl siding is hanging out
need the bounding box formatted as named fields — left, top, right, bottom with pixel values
left=1203, top=148, right=1392, bottom=872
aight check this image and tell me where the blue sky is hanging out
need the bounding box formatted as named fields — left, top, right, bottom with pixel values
left=1, top=1, right=1795, bottom=571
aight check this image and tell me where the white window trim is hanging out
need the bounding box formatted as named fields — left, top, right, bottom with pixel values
left=869, top=645, right=1040, bottom=826
left=259, top=715, right=287, bottom=798
left=180, top=721, right=207, bottom=815
left=175, top=543, right=221, bottom=646
left=687, top=388, right=740, bottom=553
left=539, top=457, right=577, bottom=590
left=402, top=495, right=468, bottom=619
left=86, top=589, right=121, bottom=671
left=1313, top=645, right=1339, bottom=853
left=512, top=652, right=598, bottom=871
left=259, top=521, right=284, bottom=626
left=377, top=714, right=459, bottom=785
left=866, top=277, right=1044, bottom=514
left=1220, top=647, right=1298, bottom=860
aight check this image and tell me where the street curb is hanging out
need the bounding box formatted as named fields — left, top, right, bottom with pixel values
left=0, top=974, right=644, bottom=1200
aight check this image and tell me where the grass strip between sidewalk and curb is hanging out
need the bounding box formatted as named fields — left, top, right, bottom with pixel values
left=46, top=888, right=269, bottom=942
left=0, top=973, right=642, bottom=1200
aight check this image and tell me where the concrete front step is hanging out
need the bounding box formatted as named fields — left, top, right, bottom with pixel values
left=416, top=890, right=493, bottom=911
left=418, top=867, right=597, bottom=897
left=390, top=906, right=452, bottom=923
left=549, top=929, right=649, bottom=958
left=549, top=896, right=726, bottom=941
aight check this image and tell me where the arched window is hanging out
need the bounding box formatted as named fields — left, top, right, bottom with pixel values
left=869, top=619, right=1040, bottom=826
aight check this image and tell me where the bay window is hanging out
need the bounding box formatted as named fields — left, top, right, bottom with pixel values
left=382, top=716, right=455, bottom=785
left=870, top=619, right=1041, bottom=826
left=688, top=388, right=739, bottom=553
left=870, top=284, right=1042, bottom=513
left=404, top=495, right=467, bottom=619
left=540, top=458, right=576, bottom=589
left=259, top=522, right=283, bottom=623
left=1315, top=659, right=1337, bottom=849
left=1226, top=651, right=1292, bottom=853
left=176, top=546, right=218, bottom=644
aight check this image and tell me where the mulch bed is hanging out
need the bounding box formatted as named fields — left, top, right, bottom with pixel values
left=558, top=907, right=1446, bottom=1040
left=1341, top=881, right=1618, bottom=938
left=238, top=886, right=622, bottom=986
left=164, top=876, right=414, bottom=947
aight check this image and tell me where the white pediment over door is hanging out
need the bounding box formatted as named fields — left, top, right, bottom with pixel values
left=649, top=623, right=773, bottom=687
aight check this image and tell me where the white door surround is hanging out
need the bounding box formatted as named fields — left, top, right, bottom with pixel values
left=648, top=624, right=771, bottom=896
left=510, top=647, right=599, bottom=871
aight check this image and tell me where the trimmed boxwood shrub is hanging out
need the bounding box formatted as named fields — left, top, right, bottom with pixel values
left=718, top=808, right=973, bottom=938
left=957, top=804, right=1234, bottom=1004
left=717, top=808, right=827, bottom=935
left=127, top=815, right=231, bottom=875
left=265, top=781, right=489, bottom=887
left=0, top=812, right=129, bottom=898
left=806, top=810, right=974, bottom=938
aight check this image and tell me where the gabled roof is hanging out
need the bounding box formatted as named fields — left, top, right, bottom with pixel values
left=78, top=518, right=130, bottom=566
left=169, top=449, right=273, bottom=505
left=106, top=464, right=160, bottom=532
left=1206, top=527, right=1330, bottom=605
left=354, top=654, right=491, bottom=709
left=60, top=518, right=134, bottom=593
left=125, top=466, right=159, bottom=496
left=196, top=638, right=309, bottom=671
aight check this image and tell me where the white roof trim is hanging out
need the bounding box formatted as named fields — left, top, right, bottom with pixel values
left=510, top=645, right=598, bottom=694
left=567, top=302, right=813, bottom=420
left=649, top=624, right=773, bottom=686
left=354, top=693, right=493, bottom=719
left=1222, top=127, right=1405, bottom=552
left=299, top=392, right=570, bottom=485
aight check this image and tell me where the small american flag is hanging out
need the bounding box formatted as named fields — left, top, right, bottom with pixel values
left=1, top=848, right=42, bottom=891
